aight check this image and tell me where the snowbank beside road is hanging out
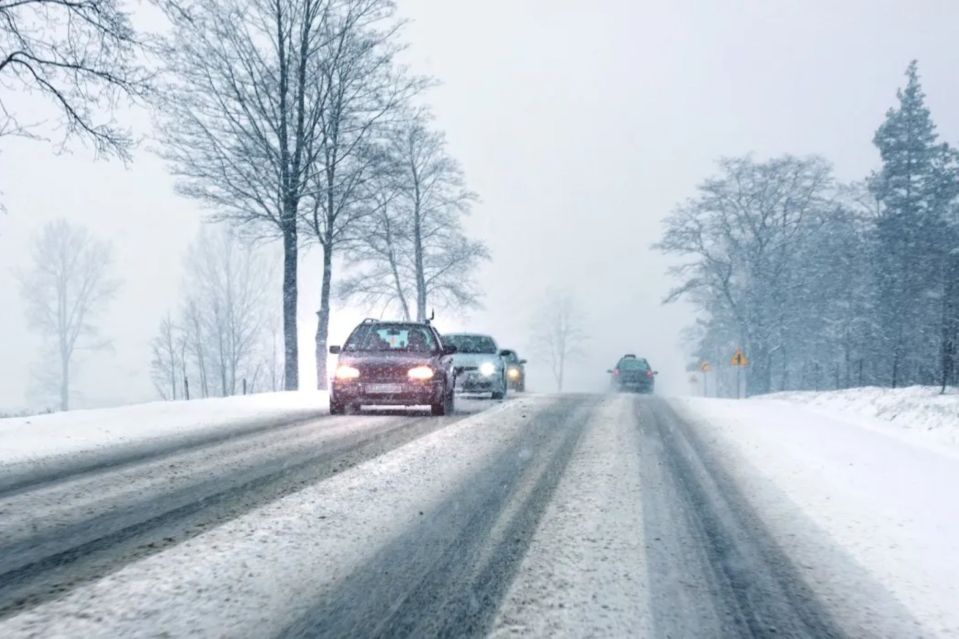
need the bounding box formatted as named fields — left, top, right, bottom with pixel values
left=0, top=391, right=329, bottom=491
left=673, top=396, right=959, bottom=637
left=767, top=386, right=959, bottom=456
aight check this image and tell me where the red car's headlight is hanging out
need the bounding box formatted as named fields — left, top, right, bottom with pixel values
left=335, top=365, right=360, bottom=380
left=408, top=366, right=434, bottom=380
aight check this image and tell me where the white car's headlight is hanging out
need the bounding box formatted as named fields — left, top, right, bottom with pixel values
left=479, top=362, right=496, bottom=376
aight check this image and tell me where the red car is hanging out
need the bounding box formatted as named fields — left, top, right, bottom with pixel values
left=329, top=319, right=457, bottom=415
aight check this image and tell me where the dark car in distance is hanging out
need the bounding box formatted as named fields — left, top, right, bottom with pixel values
left=329, top=319, right=457, bottom=415
left=501, top=349, right=527, bottom=392
left=609, top=354, right=657, bottom=394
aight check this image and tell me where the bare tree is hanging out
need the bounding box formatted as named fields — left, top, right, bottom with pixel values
left=530, top=290, right=587, bottom=392
left=264, top=309, right=285, bottom=391
left=337, top=187, right=416, bottom=319
left=157, top=0, right=336, bottom=390
left=301, top=0, right=425, bottom=389
left=151, top=226, right=276, bottom=400
left=391, top=115, right=484, bottom=320
left=182, top=226, right=274, bottom=397
left=149, top=313, right=182, bottom=400
left=0, top=0, right=149, bottom=158
left=181, top=298, right=209, bottom=398
left=19, top=220, right=119, bottom=410
left=338, top=113, right=486, bottom=321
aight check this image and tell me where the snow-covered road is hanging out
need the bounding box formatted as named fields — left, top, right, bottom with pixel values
left=0, top=393, right=955, bottom=637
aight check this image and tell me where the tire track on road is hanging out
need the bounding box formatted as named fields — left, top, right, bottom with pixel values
left=282, top=395, right=598, bottom=639
left=0, top=412, right=330, bottom=498
left=636, top=396, right=848, bottom=638
left=0, top=410, right=476, bottom=619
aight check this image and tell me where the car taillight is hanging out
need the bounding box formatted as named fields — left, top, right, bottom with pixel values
left=646, top=370, right=654, bottom=378
left=613, top=369, right=620, bottom=376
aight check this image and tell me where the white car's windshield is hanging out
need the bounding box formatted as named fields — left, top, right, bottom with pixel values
left=444, top=335, right=497, bottom=354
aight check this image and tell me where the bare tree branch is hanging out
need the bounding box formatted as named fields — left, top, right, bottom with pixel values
left=0, top=0, right=151, bottom=158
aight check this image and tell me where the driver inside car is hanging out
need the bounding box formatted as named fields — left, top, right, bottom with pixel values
left=407, top=330, right=429, bottom=352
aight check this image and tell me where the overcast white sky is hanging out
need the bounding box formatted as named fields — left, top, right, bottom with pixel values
left=2, top=1, right=959, bottom=410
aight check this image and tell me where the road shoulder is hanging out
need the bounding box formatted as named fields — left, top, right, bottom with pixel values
left=671, top=396, right=954, bottom=637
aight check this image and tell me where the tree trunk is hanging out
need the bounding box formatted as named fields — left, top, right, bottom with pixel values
left=179, top=342, right=188, bottom=400
left=282, top=223, right=299, bottom=390
left=413, top=188, right=427, bottom=321
left=315, top=241, right=333, bottom=390
left=557, top=349, right=565, bottom=392
left=745, top=342, right=770, bottom=396
left=384, top=217, right=411, bottom=321
left=941, top=254, right=959, bottom=392
left=891, top=331, right=902, bottom=389
left=60, top=351, right=70, bottom=411
left=166, top=332, right=177, bottom=401
left=218, top=329, right=228, bottom=396
left=390, top=253, right=411, bottom=321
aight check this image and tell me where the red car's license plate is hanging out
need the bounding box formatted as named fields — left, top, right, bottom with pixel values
left=365, top=383, right=404, bottom=394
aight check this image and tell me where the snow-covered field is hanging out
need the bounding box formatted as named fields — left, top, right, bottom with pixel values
left=0, top=391, right=329, bottom=489
left=674, top=392, right=959, bottom=637
left=765, top=385, right=959, bottom=456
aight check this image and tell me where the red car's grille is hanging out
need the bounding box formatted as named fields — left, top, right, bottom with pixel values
left=359, top=362, right=417, bottom=382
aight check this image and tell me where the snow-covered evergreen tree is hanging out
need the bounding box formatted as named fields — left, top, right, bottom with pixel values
left=869, top=61, right=959, bottom=387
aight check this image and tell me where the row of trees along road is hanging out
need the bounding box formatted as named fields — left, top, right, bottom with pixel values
left=3, top=0, right=484, bottom=403
left=657, top=62, right=959, bottom=396
left=150, top=227, right=282, bottom=400
left=157, top=0, right=485, bottom=391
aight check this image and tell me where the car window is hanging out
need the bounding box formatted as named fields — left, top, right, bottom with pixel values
left=344, top=325, right=436, bottom=352
left=618, top=358, right=649, bottom=370
left=444, top=335, right=497, bottom=354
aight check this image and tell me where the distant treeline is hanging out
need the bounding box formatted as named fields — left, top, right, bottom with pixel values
left=657, top=62, right=959, bottom=396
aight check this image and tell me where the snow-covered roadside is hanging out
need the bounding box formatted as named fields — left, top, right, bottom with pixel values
left=0, top=391, right=329, bottom=490
left=492, top=395, right=652, bottom=637
left=766, top=386, right=959, bottom=457
left=672, top=396, right=959, bottom=638
left=0, top=396, right=536, bottom=638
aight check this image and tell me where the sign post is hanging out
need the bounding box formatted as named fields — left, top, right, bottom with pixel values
left=730, top=348, right=748, bottom=398
left=699, top=361, right=711, bottom=397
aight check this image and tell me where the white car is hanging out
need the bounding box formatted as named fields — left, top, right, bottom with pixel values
left=442, top=333, right=508, bottom=399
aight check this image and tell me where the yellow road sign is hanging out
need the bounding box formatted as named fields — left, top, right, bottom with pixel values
left=731, top=348, right=748, bottom=367
left=700, top=361, right=712, bottom=372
